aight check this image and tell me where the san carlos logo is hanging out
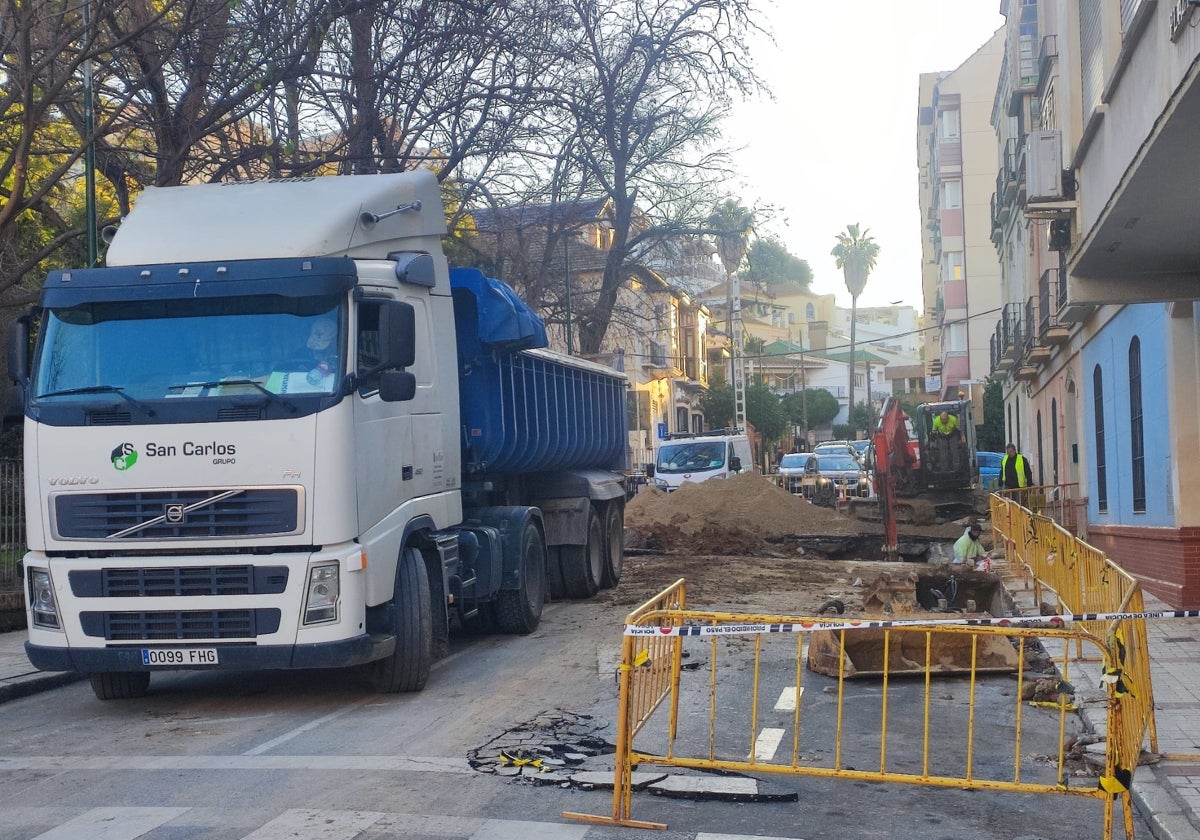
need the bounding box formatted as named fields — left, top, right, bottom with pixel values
left=111, top=442, right=138, bottom=471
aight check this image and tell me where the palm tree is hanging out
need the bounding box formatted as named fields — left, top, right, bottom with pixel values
left=709, top=199, right=755, bottom=396
left=831, top=224, right=880, bottom=434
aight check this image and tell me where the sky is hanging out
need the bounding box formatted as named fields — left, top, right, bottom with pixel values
left=726, top=2, right=1004, bottom=310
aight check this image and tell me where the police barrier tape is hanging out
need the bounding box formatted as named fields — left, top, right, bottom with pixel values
left=622, top=609, right=1200, bottom=637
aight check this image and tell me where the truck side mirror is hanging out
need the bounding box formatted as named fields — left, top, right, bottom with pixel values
left=729, top=456, right=742, bottom=473
left=380, top=300, right=416, bottom=368
left=645, top=463, right=655, bottom=477
left=378, top=370, right=416, bottom=402
left=7, top=315, right=30, bottom=385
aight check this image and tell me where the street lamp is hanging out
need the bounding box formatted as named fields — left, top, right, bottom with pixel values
left=563, top=231, right=573, bottom=356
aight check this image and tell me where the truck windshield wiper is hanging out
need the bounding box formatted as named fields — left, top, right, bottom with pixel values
left=167, top=379, right=296, bottom=413
left=36, top=384, right=156, bottom=417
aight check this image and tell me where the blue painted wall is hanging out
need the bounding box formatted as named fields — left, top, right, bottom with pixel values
left=1081, top=305, right=1173, bottom=527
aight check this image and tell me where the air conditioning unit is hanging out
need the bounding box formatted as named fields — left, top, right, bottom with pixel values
left=1025, top=131, right=1063, bottom=201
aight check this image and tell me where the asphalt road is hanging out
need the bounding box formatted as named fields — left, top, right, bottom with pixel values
left=0, top=594, right=1150, bottom=840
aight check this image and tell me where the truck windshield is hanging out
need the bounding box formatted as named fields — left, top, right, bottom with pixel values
left=655, top=441, right=726, bottom=474
left=33, top=294, right=344, bottom=401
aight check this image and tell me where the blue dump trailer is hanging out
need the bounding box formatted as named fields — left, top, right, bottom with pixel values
left=450, top=268, right=629, bottom=603
left=12, top=172, right=629, bottom=699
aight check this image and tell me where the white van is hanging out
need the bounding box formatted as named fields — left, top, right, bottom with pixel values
left=649, top=430, right=755, bottom=491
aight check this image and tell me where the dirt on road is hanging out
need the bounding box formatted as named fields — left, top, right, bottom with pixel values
left=609, top=471, right=988, bottom=617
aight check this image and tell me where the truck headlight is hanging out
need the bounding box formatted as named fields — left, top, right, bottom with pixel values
left=303, top=562, right=340, bottom=625
left=653, top=477, right=670, bottom=490
left=29, top=569, right=61, bottom=629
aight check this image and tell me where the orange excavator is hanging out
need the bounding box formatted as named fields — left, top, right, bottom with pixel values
left=864, top=396, right=982, bottom=560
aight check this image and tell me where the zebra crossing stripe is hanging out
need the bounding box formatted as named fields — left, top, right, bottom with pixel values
left=31, top=806, right=188, bottom=840
left=774, top=686, right=803, bottom=712
left=753, top=728, right=786, bottom=761
left=242, top=809, right=386, bottom=840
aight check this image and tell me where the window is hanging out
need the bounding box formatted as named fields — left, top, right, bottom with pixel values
left=942, top=251, right=964, bottom=283
left=942, top=180, right=963, bottom=210
left=675, top=406, right=689, bottom=433
left=1129, top=337, right=1145, bottom=512
left=1051, top=398, right=1059, bottom=486
left=1094, top=365, right=1107, bottom=513
left=939, top=108, right=960, bottom=140
left=806, top=303, right=815, bottom=320
left=1036, top=410, right=1044, bottom=487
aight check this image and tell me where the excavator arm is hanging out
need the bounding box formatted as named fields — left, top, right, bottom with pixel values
left=872, top=397, right=918, bottom=560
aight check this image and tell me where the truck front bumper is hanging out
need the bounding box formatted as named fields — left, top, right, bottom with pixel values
left=26, top=633, right=393, bottom=674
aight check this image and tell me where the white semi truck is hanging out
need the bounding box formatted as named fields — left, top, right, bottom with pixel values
left=8, top=172, right=628, bottom=699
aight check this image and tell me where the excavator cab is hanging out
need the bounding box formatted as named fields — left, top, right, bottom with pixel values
left=915, top=400, right=977, bottom=490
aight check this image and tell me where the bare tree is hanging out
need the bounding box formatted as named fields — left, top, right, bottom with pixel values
left=552, top=0, right=762, bottom=355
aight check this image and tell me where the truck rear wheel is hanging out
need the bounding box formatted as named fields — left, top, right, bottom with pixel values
left=546, top=546, right=567, bottom=600
left=90, top=671, right=150, bottom=700
left=561, top=507, right=603, bottom=598
left=367, top=546, right=432, bottom=693
left=599, top=500, right=624, bottom=589
left=495, top=520, right=546, bottom=634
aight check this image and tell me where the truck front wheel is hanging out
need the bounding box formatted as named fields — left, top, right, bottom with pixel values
left=495, top=520, right=546, bottom=634
left=90, top=671, right=150, bottom=700
left=367, top=546, right=433, bottom=693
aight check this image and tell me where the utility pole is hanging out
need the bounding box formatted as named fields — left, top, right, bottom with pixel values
left=731, top=271, right=746, bottom=431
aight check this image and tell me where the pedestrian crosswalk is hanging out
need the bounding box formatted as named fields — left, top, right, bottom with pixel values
left=9, top=807, right=807, bottom=840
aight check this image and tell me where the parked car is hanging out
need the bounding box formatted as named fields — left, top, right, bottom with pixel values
left=977, top=451, right=1003, bottom=490
left=800, top=453, right=873, bottom=506
left=777, top=452, right=808, bottom=494
left=813, top=440, right=859, bottom=460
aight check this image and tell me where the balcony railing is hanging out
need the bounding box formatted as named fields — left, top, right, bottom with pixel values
left=1038, top=268, right=1072, bottom=344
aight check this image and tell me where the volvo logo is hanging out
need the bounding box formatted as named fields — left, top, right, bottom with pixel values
left=48, top=476, right=100, bottom=486
left=164, top=504, right=186, bottom=524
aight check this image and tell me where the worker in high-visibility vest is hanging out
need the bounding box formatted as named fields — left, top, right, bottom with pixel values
left=931, top=410, right=962, bottom=472
left=1000, top=443, right=1034, bottom=490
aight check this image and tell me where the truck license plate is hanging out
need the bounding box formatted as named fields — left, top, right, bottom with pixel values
left=141, top=647, right=219, bottom=666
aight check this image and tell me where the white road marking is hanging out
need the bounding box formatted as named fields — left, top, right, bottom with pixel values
left=242, top=697, right=375, bottom=755
left=31, top=806, right=188, bottom=840
left=471, top=819, right=590, bottom=839
left=0, top=754, right=472, bottom=773
left=242, top=809, right=386, bottom=840
left=753, top=727, right=786, bottom=761
left=774, top=685, right=803, bottom=711
left=698, top=835, right=804, bottom=840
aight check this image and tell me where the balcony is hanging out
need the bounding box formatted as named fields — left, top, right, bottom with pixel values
left=1023, top=297, right=1050, bottom=365
left=997, top=138, right=1020, bottom=204
left=1038, top=269, right=1071, bottom=345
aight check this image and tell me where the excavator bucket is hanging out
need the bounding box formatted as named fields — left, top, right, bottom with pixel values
left=805, top=570, right=1019, bottom=679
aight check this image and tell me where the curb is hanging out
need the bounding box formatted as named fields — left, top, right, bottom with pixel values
left=0, top=671, right=86, bottom=705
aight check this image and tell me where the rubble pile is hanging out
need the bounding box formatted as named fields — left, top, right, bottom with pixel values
left=625, top=472, right=858, bottom=554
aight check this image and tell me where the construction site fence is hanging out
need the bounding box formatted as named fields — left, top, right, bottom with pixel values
left=565, top=576, right=1153, bottom=839
left=990, top=488, right=1156, bottom=763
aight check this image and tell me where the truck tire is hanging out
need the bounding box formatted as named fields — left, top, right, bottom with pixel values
left=90, top=671, right=150, bottom=700
left=367, top=546, right=433, bottom=693
left=599, top=500, right=624, bottom=589
left=561, top=507, right=603, bottom=598
left=495, top=520, right=546, bottom=634
left=546, top=545, right=567, bottom=600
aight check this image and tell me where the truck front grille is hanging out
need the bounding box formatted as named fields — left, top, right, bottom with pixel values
left=52, top=487, right=302, bottom=540
left=68, top=566, right=289, bottom=597
left=80, top=609, right=281, bottom=640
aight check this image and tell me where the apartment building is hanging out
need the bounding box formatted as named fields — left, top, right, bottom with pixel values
left=986, top=0, right=1200, bottom=607
left=917, top=31, right=1005, bottom=399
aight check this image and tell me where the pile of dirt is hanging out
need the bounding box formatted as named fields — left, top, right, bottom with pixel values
left=624, top=472, right=969, bottom=555
left=625, top=472, right=858, bottom=554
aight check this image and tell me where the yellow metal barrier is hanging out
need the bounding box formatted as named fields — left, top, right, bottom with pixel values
left=990, top=491, right=1158, bottom=759
left=567, top=598, right=1141, bottom=838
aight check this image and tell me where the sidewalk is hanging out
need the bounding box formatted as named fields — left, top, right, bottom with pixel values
left=1, top=600, right=1199, bottom=839
left=1003, top=574, right=1200, bottom=840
